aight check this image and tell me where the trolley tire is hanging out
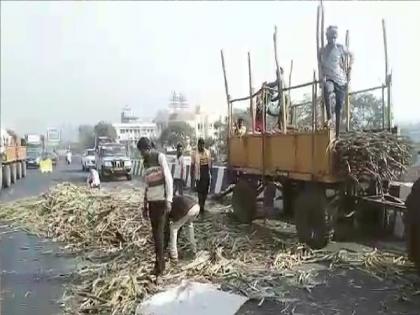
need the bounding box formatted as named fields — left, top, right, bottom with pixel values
left=232, top=179, right=257, bottom=224
left=16, top=162, right=22, bottom=180
left=405, top=179, right=420, bottom=275
left=294, top=184, right=334, bottom=249
left=3, top=165, right=11, bottom=188
left=283, top=181, right=297, bottom=217
left=10, top=163, right=17, bottom=184
left=21, top=161, right=27, bottom=177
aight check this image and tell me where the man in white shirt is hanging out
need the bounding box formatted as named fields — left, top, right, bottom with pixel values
left=87, top=167, right=101, bottom=189
left=137, top=137, right=173, bottom=276
left=320, top=25, right=354, bottom=136
left=173, top=143, right=185, bottom=196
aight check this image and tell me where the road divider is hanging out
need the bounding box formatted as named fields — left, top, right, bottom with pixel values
left=130, top=159, right=230, bottom=194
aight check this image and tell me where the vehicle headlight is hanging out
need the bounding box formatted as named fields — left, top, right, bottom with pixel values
left=104, top=161, right=112, bottom=167
left=125, top=161, right=132, bottom=167
left=36, top=157, right=41, bottom=163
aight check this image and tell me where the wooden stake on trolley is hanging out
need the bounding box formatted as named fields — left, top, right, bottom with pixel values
left=248, top=52, right=255, bottom=133
left=381, top=84, right=385, bottom=129
left=312, top=70, right=317, bottom=131
left=345, top=30, right=350, bottom=132
left=289, top=59, right=294, bottom=126
left=273, top=26, right=286, bottom=134
left=317, top=3, right=326, bottom=125
left=382, top=19, right=391, bottom=130
left=220, top=50, right=231, bottom=161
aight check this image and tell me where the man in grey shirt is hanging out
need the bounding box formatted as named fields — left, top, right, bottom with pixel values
left=320, top=25, right=354, bottom=136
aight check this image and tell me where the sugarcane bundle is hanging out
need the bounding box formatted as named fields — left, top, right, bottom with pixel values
left=332, top=131, right=413, bottom=183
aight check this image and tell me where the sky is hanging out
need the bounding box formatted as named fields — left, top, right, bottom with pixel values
left=1, top=1, right=420, bottom=135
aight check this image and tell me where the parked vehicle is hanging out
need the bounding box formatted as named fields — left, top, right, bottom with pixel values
left=81, top=149, right=96, bottom=171
left=95, top=143, right=132, bottom=181
left=26, top=148, right=42, bottom=168
left=1, top=128, right=27, bottom=192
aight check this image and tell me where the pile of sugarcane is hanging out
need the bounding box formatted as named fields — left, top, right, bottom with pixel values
left=332, top=131, right=413, bottom=183
left=0, top=184, right=416, bottom=314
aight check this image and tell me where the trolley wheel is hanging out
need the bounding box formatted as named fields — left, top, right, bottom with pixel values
left=16, top=162, right=22, bottom=179
left=232, top=178, right=257, bottom=224
left=294, top=184, right=334, bottom=249
left=10, top=163, right=17, bottom=184
left=3, top=165, right=11, bottom=188
left=405, top=179, right=420, bottom=275
left=21, top=161, right=27, bottom=177
left=283, top=181, right=297, bottom=217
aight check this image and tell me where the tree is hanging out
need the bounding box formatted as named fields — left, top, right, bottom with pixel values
left=78, top=125, right=95, bottom=149
left=94, top=121, right=117, bottom=140
left=349, top=93, right=383, bottom=130
left=159, top=122, right=195, bottom=148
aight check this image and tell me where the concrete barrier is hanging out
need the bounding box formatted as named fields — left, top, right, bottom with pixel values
left=130, top=159, right=231, bottom=194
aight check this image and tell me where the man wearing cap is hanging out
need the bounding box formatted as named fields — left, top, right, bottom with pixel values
left=320, top=25, right=354, bottom=137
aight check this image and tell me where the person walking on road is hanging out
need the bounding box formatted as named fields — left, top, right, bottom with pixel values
left=173, top=143, right=185, bottom=196
left=137, top=137, right=173, bottom=276
left=66, top=150, right=72, bottom=164
left=192, top=138, right=212, bottom=215
left=320, top=25, right=353, bottom=137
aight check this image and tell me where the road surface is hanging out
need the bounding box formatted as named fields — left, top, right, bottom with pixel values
left=1, top=157, right=419, bottom=315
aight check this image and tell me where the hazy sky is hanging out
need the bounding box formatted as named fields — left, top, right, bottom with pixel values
left=1, top=1, right=420, bottom=135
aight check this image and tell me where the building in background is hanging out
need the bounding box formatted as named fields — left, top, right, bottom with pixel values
left=113, top=107, right=158, bottom=148
left=154, top=92, right=220, bottom=141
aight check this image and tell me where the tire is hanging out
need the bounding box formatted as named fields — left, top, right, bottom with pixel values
left=283, top=181, right=297, bottom=217
left=232, top=178, right=257, bottom=224
left=294, top=184, right=334, bottom=249
left=10, top=163, right=17, bottom=184
left=0, top=164, right=3, bottom=192
left=21, top=161, right=27, bottom=177
left=405, top=179, right=420, bottom=275
left=3, top=165, right=11, bottom=188
left=16, top=162, right=22, bottom=180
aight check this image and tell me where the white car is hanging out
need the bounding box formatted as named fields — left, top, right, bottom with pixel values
left=81, top=149, right=96, bottom=171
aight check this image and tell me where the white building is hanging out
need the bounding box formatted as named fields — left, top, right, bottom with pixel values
left=113, top=122, right=158, bottom=147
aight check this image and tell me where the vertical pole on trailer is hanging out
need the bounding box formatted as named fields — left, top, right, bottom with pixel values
left=220, top=50, right=231, bottom=162
left=381, top=85, right=385, bottom=130
left=382, top=19, right=390, bottom=130
left=387, top=72, right=392, bottom=130
left=273, top=26, right=286, bottom=134
left=312, top=71, right=316, bottom=132
left=317, top=4, right=326, bottom=125
left=248, top=52, right=255, bottom=133
left=345, top=30, right=350, bottom=132
left=289, top=59, right=294, bottom=126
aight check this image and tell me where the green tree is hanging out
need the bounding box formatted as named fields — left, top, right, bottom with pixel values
left=159, top=122, right=195, bottom=148
left=94, top=121, right=117, bottom=140
left=78, top=125, right=95, bottom=149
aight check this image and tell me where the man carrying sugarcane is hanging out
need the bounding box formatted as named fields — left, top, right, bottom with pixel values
left=320, top=25, right=354, bottom=137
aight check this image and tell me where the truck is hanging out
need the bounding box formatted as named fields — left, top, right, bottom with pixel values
left=25, top=134, right=44, bottom=168
left=1, top=129, right=27, bottom=191
left=94, top=137, right=132, bottom=181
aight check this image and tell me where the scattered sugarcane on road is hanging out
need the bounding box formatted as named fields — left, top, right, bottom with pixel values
left=0, top=153, right=419, bottom=315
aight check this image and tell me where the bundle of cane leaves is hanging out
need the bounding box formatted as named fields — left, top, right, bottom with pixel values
left=332, top=131, right=413, bottom=183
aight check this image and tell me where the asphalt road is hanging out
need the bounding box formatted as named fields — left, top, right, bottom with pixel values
left=1, top=157, right=419, bottom=315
